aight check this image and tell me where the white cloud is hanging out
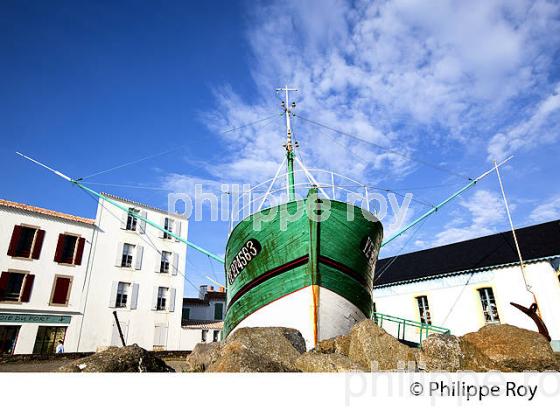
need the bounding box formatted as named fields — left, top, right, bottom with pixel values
left=191, top=0, right=559, bottom=189
left=529, top=195, right=560, bottom=223
left=487, top=83, right=560, bottom=161
left=431, top=190, right=506, bottom=246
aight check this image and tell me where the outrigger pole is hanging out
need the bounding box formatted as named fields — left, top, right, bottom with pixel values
left=16, top=152, right=225, bottom=264
left=381, top=156, right=513, bottom=247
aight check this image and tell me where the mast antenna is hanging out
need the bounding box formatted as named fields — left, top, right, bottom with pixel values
left=276, top=85, right=298, bottom=201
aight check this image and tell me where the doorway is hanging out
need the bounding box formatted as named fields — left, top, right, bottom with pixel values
left=0, top=326, right=21, bottom=354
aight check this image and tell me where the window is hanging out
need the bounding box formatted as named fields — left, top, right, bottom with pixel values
left=0, top=271, right=34, bottom=303
left=33, top=326, right=66, bottom=355
left=163, top=217, right=173, bottom=239
left=7, top=225, right=45, bottom=259
left=156, top=287, right=168, bottom=311
left=54, top=234, right=85, bottom=265
left=213, top=330, right=219, bottom=342
left=201, top=329, right=208, bottom=342
left=160, top=251, right=172, bottom=273
left=214, top=302, right=224, bottom=320
left=50, top=276, right=72, bottom=306
left=416, top=295, right=431, bottom=325
left=121, top=243, right=135, bottom=268
left=183, top=307, right=190, bottom=321
left=0, top=326, right=20, bottom=354
left=125, top=208, right=139, bottom=231
left=479, top=287, right=500, bottom=324
left=116, top=282, right=130, bottom=308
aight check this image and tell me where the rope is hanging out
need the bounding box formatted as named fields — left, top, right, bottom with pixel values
left=80, top=187, right=204, bottom=294
left=78, top=112, right=282, bottom=181
left=373, top=217, right=429, bottom=285
left=295, top=114, right=473, bottom=181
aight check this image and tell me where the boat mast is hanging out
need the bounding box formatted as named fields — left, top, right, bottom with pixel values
left=277, top=85, right=297, bottom=201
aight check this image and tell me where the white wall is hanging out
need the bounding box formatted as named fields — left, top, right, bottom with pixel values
left=373, top=260, right=560, bottom=348
left=0, top=206, right=94, bottom=354
left=178, top=327, right=221, bottom=351
left=184, top=299, right=225, bottom=321
left=78, top=197, right=187, bottom=352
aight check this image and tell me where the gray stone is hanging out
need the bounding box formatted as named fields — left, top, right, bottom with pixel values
left=58, top=344, right=174, bottom=373
left=295, top=351, right=365, bottom=372
left=207, top=327, right=306, bottom=372
left=184, top=342, right=223, bottom=372
left=347, top=320, right=417, bottom=371
left=461, top=324, right=559, bottom=372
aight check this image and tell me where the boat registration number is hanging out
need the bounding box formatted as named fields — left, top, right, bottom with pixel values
left=227, top=239, right=262, bottom=285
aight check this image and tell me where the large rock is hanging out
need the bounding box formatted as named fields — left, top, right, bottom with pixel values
left=418, top=333, right=499, bottom=372
left=207, top=327, right=306, bottom=372
left=315, top=334, right=351, bottom=356
left=461, top=324, right=559, bottom=371
left=295, top=352, right=365, bottom=372
left=184, top=342, right=223, bottom=372
left=347, top=320, right=417, bottom=371
left=58, top=344, right=174, bottom=373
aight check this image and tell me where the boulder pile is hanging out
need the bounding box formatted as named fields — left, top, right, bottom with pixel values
left=185, top=320, right=560, bottom=373
left=58, top=344, right=175, bottom=373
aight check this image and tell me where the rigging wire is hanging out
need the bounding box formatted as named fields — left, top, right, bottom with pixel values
left=373, top=217, right=429, bottom=285
left=80, top=187, right=205, bottom=294
left=77, top=112, right=283, bottom=181
left=295, top=114, right=474, bottom=181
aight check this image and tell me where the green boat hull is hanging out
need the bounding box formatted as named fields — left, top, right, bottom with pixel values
left=224, top=192, right=383, bottom=346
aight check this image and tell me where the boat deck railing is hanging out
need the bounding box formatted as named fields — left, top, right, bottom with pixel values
left=229, top=168, right=377, bottom=231
left=372, top=312, right=451, bottom=347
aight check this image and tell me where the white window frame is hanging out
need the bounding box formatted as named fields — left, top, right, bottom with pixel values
left=160, top=251, right=172, bottom=274
left=416, top=295, right=431, bottom=325
left=125, top=208, right=139, bottom=231
left=116, top=282, right=130, bottom=308
left=163, top=217, right=173, bottom=239
left=156, top=287, right=168, bottom=311
left=478, top=287, right=500, bottom=324
left=121, top=243, right=135, bottom=268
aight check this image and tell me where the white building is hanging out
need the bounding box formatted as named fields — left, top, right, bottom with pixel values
left=180, top=285, right=225, bottom=350
left=0, top=199, right=95, bottom=354
left=78, top=193, right=187, bottom=352
left=373, top=220, right=560, bottom=351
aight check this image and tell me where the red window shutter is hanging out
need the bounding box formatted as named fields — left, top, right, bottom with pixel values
left=52, top=277, right=71, bottom=305
left=20, top=274, right=35, bottom=302
left=54, top=234, right=65, bottom=263
left=7, top=226, right=22, bottom=256
left=31, top=229, right=45, bottom=260
left=0, top=271, right=9, bottom=300
left=74, top=237, right=85, bottom=265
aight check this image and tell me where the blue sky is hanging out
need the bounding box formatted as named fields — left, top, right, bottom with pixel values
left=1, top=0, right=559, bottom=297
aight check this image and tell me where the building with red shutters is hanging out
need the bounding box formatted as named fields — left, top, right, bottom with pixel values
left=0, top=199, right=95, bottom=354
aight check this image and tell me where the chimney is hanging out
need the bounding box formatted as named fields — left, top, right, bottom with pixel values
left=199, top=285, right=208, bottom=299
left=209, top=286, right=214, bottom=292
left=218, top=286, right=225, bottom=293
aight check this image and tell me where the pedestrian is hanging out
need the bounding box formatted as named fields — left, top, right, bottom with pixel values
left=55, top=340, right=64, bottom=354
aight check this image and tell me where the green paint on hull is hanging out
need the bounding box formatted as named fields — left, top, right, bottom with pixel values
left=223, top=193, right=383, bottom=338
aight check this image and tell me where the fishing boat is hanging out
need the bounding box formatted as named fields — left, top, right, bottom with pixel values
left=222, top=87, right=384, bottom=348
left=18, top=87, right=512, bottom=351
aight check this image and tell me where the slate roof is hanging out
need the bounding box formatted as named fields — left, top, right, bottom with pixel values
left=374, top=220, right=560, bottom=288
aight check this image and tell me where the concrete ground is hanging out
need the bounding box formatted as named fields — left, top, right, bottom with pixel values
left=0, top=356, right=187, bottom=372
